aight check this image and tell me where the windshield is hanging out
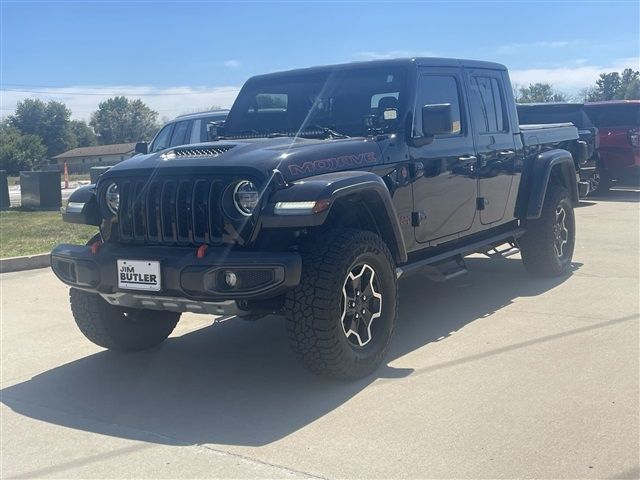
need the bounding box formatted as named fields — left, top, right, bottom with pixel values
left=585, top=104, right=640, bottom=127
left=224, top=67, right=408, bottom=137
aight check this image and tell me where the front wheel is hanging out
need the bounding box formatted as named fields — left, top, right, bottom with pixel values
left=69, top=288, right=180, bottom=351
left=519, top=185, right=575, bottom=277
left=284, top=229, right=398, bottom=379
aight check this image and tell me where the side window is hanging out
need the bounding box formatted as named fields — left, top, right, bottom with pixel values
left=249, top=93, right=288, bottom=113
left=150, top=124, right=173, bottom=153
left=469, top=75, right=507, bottom=133
left=414, top=75, right=463, bottom=137
left=169, top=121, right=190, bottom=147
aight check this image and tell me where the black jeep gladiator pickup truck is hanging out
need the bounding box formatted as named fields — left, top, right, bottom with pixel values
left=52, top=58, right=583, bottom=379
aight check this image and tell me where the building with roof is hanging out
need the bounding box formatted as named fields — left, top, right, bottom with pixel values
left=51, top=143, right=137, bottom=173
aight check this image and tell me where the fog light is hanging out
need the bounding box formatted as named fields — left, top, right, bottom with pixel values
left=224, top=271, right=238, bottom=288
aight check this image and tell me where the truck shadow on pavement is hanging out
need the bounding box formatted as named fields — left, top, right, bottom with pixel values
left=3, top=257, right=590, bottom=447
left=592, top=187, right=640, bottom=203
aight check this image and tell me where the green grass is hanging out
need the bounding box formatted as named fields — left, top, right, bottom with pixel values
left=0, top=209, right=97, bottom=258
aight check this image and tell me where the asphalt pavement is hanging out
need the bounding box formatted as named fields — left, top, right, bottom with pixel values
left=1, top=188, right=638, bottom=479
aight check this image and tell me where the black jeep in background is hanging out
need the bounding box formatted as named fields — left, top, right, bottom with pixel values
left=52, top=58, right=584, bottom=379
left=517, top=102, right=597, bottom=195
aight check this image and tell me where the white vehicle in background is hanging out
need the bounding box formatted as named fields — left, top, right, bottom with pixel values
left=134, top=109, right=229, bottom=155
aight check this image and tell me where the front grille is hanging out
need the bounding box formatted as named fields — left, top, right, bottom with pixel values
left=173, top=145, right=235, bottom=157
left=116, top=178, right=226, bottom=245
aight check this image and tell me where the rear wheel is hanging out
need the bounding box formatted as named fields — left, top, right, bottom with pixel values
left=519, top=185, right=575, bottom=277
left=588, top=162, right=611, bottom=196
left=284, top=229, right=397, bottom=379
left=69, top=288, right=179, bottom=351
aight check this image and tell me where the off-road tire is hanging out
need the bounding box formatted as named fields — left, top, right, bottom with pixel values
left=69, top=288, right=180, bottom=351
left=284, top=228, right=398, bottom=379
left=519, top=185, right=575, bottom=277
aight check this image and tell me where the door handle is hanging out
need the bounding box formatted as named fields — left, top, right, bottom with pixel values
left=458, top=155, right=477, bottom=162
left=498, top=150, right=515, bottom=157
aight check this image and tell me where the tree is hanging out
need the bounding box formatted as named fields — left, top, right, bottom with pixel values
left=617, top=68, right=640, bottom=99
left=10, top=99, right=76, bottom=157
left=516, top=83, right=568, bottom=103
left=594, top=72, right=621, bottom=101
left=0, top=123, right=48, bottom=175
left=90, top=96, right=158, bottom=144
left=70, top=120, right=97, bottom=147
left=587, top=69, right=639, bottom=101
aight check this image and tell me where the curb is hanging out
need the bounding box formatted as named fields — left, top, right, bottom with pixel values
left=0, top=253, right=50, bottom=273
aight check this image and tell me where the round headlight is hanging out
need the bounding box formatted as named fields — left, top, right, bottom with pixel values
left=105, top=183, right=120, bottom=215
left=233, top=180, right=259, bottom=216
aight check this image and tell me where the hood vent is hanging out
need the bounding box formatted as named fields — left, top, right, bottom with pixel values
left=173, top=145, right=235, bottom=157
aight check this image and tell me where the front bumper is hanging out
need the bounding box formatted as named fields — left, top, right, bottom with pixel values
left=51, top=243, right=302, bottom=305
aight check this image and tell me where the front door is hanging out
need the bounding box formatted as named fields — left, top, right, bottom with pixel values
left=410, top=69, right=478, bottom=244
left=465, top=69, right=517, bottom=225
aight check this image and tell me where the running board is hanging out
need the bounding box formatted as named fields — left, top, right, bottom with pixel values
left=419, top=255, right=468, bottom=282
left=396, top=228, right=525, bottom=279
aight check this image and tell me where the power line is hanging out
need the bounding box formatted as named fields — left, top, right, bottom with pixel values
left=1, top=87, right=235, bottom=96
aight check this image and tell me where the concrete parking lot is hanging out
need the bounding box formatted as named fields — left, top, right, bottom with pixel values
left=1, top=189, right=638, bottom=479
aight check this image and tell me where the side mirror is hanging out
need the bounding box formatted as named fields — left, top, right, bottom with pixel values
left=135, top=142, right=148, bottom=154
left=207, top=121, right=224, bottom=141
left=421, top=103, right=453, bottom=137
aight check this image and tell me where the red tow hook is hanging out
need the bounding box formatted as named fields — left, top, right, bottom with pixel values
left=90, top=240, right=102, bottom=255
left=196, top=244, right=208, bottom=259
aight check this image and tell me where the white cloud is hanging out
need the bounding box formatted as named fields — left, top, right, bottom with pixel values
left=352, top=50, right=438, bottom=60
left=509, top=57, right=640, bottom=91
left=0, top=85, right=241, bottom=121
left=498, top=40, right=572, bottom=53
left=223, top=59, right=241, bottom=68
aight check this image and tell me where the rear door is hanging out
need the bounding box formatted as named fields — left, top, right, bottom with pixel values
left=410, top=68, right=478, bottom=244
left=465, top=69, right=517, bottom=225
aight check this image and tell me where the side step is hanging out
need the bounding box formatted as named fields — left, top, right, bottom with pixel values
left=396, top=227, right=524, bottom=279
left=418, top=255, right=468, bottom=282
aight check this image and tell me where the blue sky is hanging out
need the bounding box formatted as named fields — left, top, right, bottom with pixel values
left=2, top=0, right=639, bottom=119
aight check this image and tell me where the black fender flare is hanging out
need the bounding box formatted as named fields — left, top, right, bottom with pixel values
left=525, top=149, right=579, bottom=220
left=62, top=184, right=101, bottom=226
left=261, top=171, right=408, bottom=263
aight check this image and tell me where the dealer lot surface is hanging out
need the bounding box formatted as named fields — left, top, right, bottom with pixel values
left=1, top=189, right=639, bottom=479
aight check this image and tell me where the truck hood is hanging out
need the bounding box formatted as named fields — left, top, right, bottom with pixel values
left=102, top=137, right=384, bottom=183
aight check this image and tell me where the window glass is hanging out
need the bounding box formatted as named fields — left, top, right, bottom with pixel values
left=414, top=75, right=462, bottom=136
left=224, top=67, right=407, bottom=137
left=470, top=76, right=507, bottom=133
left=371, top=92, right=399, bottom=108
left=150, top=124, right=173, bottom=153
left=249, top=93, right=288, bottom=113
left=169, top=121, right=190, bottom=147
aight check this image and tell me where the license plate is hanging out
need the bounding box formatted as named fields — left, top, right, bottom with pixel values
left=117, top=260, right=161, bottom=291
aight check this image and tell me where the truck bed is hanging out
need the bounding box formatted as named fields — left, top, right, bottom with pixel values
left=519, top=123, right=579, bottom=146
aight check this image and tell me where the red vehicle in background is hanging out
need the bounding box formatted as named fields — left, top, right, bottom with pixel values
left=584, top=100, right=640, bottom=194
